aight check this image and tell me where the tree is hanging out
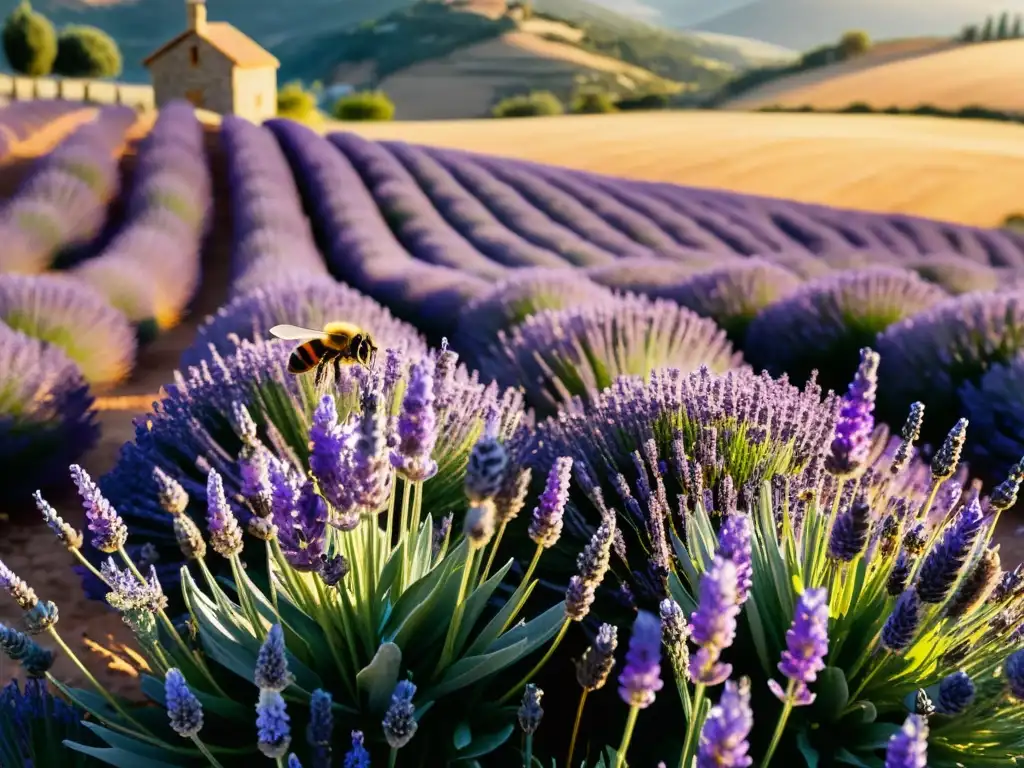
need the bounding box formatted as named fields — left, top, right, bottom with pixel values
left=332, top=90, right=395, bottom=121
left=571, top=91, right=617, bottom=114
left=981, top=15, right=994, bottom=40
left=997, top=11, right=1010, bottom=39
left=961, top=24, right=978, bottom=42
left=491, top=91, right=563, bottom=117
left=1012, top=14, right=1023, bottom=38
left=2, top=1, right=56, bottom=76
left=837, top=29, right=871, bottom=58
left=52, top=25, right=121, bottom=78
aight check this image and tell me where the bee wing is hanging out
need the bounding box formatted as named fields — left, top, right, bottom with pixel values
left=269, top=324, right=325, bottom=341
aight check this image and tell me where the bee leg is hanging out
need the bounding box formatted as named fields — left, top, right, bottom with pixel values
left=314, top=359, right=327, bottom=390
left=334, top=356, right=343, bottom=384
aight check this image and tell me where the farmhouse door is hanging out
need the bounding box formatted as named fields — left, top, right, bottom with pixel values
left=185, top=89, right=205, bottom=108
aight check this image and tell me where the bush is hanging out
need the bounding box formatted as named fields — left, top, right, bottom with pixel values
left=331, top=90, right=395, bottom=121
left=52, top=24, right=121, bottom=78
left=838, top=29, right=871, bottom=57
left=616, top=92, right=669, bottom=111
left=491, top=91, right=564, bottom=118
left=276, top=81, right=320, bottom=123
left=571, top=91, right=618, bottom=114
left=1, top=1, right=55, bottom=76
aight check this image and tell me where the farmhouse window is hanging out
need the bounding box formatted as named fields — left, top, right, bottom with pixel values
left=190, top=45, right=199, bottom=66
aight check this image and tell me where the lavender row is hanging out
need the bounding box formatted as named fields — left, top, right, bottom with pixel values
left=267, top=119, right=487, bottom=334
left=0, top=107, right=136, bottom=274
left=327, top=132, right=508, bottom=280
left=415, top=145, right=616, bottom=266
left=379, top=140, right=569, bottom=269
left=70, top=101, right=212, bottom=332
left=220, top=116, right=328, bottom=297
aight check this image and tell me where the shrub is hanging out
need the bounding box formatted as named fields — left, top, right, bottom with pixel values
left=331, top=90, right=395, bottom=121
left=838, top=29, right=872, bottom=57
left=0, top=323, right=98, bottom=504
left=52, top=24, right=121, bottom=79
left=0, top=273, right=137, bottom=389
left=1, top=1, right=55, bottom=76
left=904, top=255, right=1001, bottom=295
left=276, top=81, right=320, bottom=124
left=491, top=91, right=564, bottom=118
left=959, top=353, right=1024, bottom=475
left=1004, top=212, right=1024, bottom=230
left=571, top=91, right=617, bottom=114
left=478, top=293, right=743, bottom=414
left=616, top=92, right=669, bottom=111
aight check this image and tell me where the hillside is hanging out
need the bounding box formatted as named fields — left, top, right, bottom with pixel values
left=326, top=110, right=1024, bottom=227
left=690, top=0, right=1024, bottom=50
left=0, top=0, right=777, bottom=85
left=722, top=39, right=1024, bottom=113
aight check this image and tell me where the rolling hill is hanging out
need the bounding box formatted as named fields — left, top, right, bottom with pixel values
left=721, top=39, right=1024, bottom=113
left=1, top=0, right=778, bottom=86
left=325, top=110, right=1024, bottom=227
left=689, top=0, right=1024, bottom=50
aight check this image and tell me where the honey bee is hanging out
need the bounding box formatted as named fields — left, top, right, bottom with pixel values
left=269, top=322, right=378, bottom=387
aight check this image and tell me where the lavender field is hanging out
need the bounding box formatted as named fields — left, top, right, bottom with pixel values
left=1, top=100, right=1024, bottom=768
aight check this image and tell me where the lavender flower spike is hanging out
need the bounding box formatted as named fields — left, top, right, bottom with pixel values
left=618, top=610, right=664, bottom=709
left=884, top=713, right=928, bottom=768
left=826, top=348, right=879, bottom=475
left=881, top=589, right=921, bottom=652
left=917, top=498, right=984, bottom=604
left=391, top=356, right=439, bottom=482
left=528, top=457, right=572, bottom=548
left=382, top=680, right=418, bottom=750
left=828, top=496, right=871, bottom=562
left=696, top=678, right=753, bottom=768
left=768, top=587, right=829, bottom=706
left=70, top=464, right=127, bottom=553
left=342, top=731, right=370, bottom=768
left=165, top=668, right=203, bottom=738
left=936, top=670, right=975, bottom=715
left=518, top=684, right=544, bottom=735
left=254, top=624, right=293, bottom=692
left=206, top=469, right=243, bottom=558
left=307, top=689, right=334, bottom=768
left=689, top=556, right=741, bottom=686
left=1005, top=649, right=1024, bottom=701
left=256, top=689, right=292, bottom=758
left=577, top=623, right=618, bottom=691
left=33, top=491, right=82, bottom=551
left=717, top=513, right=753, bottom=604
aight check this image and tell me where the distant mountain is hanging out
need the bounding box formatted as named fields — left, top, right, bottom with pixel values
left=577, top=0, right=753, bottom=28
left=689, top=0, right=1024, bottom=51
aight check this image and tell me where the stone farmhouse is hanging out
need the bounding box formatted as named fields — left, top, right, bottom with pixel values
left=143, top=0, right=279, bottom=121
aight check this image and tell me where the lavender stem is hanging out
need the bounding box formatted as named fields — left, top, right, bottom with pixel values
left=614, top=705, right=640, bottom=768
left=566, top=689, right=589, bottom=768
left=498, top=619, right=571, bottom=706
left=760, top=679, right=796, bottom=768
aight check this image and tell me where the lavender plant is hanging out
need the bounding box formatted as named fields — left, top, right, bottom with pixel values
left=479, top=293, right=742, bottom=414
left=745, top=267, right=947, bottom=392
left=903, top=255, right=1001, bottom=295
left=0, top=676, right=101, bottom=767
left=98, top=337, right=525, bottom=598
left=11, top=405, right=616, bottom=766
left=959, top=353, right=1024, bottom=477
left=0, top=273, right=137, bottom=389
left=0, top=323, right=98, bottom=504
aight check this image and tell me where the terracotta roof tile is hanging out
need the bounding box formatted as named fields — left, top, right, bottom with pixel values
left=143, top=23, right=279, bottom=69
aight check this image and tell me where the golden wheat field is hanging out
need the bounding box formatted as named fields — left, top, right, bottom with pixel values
left=336, top=110, right=1024, bottom=227
left=724, top=38, right=1024, bottom=114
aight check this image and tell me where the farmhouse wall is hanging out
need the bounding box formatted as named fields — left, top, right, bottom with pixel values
left=148, top=36, right=235, bottom=113
left=231, top=66, right=277, bottom=122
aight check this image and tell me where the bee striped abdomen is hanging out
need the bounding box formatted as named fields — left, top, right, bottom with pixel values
left=288, top=337, right=329, bottom=373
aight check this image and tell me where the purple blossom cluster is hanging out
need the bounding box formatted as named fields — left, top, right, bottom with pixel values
left=69, top=101, right=212, bottom=331
left=0, top=106, right=135, bottom=274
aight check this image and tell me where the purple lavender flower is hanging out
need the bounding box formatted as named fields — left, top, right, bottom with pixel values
left=888, top=551, right=913, bottom=596
left=768, top=588, right=829, bottom=706
left=826, top=348, right=879, bottom=475
left=881, top=589, right=921, bottom=652
left=947, top=547, right=1001, bottom=618
left=165, top=668, right=203, bottom=738
left=931, top=419, right=968, bottom=481
left=517, top=684, right=544, bottom=735
left=254, top=624, right=293, bottom=692
left=307, top=689, right=334, bottom=768
left=1006, top=649, right=1024, bottom=700
left=382, top=680, right=418, bottom=749
left=70, top=464, right=128, bottom=553
left=689, top=556, right=741, bottom=685
left=351, top=382, right=391, bottom=512
left=342, top=731, right=369, bottom=768
left=275, top=481, right=328, bottom=572
left=33, top=491, right=82, bottom=550
left=287, top=755, right=302, bottom=768
left=528, top=457, right=572, bottom=548
left=0, top=623, right=53, bottom=676
left=936, top=670, right=975, bottom=715
left=660, top=598, right=690, bottom=682
left=891, top=402, right=925, bottom=475
left=829, top=497, right=872, bottom=562
left=308, top=395, right=358, bottom=520
left=884, top=713, right=928, bottom=768
left=577, top=623, right=618, bottom=691
left=205, top=470, right=243, bottom=557
left=494, top=466, right=531, bottom=525
left=618, top=610, right=664, bottom=709
left=0, top=559, right=37, bottom=611
left=717, top=514, right=753, bottom=603
left=464, top=500, right=496, bottom=550
left=391, top=356, right=439, bottom=482
left=696, top=678, right=753, bottom=768
left=464, top=425, right=508, bottom=503
left=917, top=498, right=984, bottom=604
left=153, top=467, right=189, bottom=517
left=256, top=689, right=291, bottom=758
